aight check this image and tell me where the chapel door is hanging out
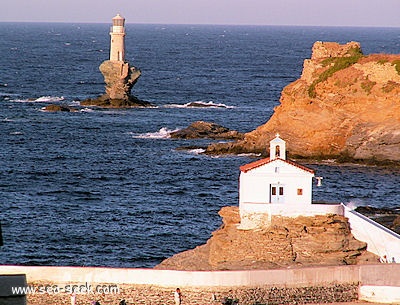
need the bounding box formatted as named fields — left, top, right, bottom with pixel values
left=270, top=184, right=284, bottom=203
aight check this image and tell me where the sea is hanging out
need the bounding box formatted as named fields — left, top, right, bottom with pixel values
left=1, top=23, right=400, bottom=268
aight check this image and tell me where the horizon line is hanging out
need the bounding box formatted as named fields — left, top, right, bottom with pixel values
left=0, top=21, right=399, bottom=29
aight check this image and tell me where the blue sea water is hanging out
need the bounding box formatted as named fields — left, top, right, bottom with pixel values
left=0, top=23, right=400, bottom=267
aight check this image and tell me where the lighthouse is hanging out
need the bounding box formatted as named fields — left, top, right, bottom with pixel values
left=109, top=14, right=125, bottom=62
left=81, top=13, right=150, bottom=107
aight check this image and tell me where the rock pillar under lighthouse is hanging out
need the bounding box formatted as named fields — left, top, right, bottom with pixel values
left=81, top=14, right=150, bottom=108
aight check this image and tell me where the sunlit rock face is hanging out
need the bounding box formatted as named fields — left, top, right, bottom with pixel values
left=207, top=41, right=400, bottom=162
left=155, top=206, right=376, bottom=271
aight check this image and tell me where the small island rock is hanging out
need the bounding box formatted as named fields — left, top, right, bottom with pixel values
left=170, top=121, right=244, bottom=140
left=81, top=60, right=151, bottom=108
left=43, top=104, right=77, bottom=112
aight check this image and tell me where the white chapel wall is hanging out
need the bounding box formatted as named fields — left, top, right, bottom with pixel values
left=344, top=205, right=400, bottom=262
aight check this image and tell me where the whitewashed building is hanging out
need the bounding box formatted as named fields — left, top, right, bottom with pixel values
left=238, top=135, right=343, bottom=229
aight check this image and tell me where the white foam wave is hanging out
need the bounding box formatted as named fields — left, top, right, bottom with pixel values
left=10, top=98, right=35, bottom=103
left=80, top=108, right=94, bottom=113
left=34, top=96, right=65, bottom=102
left=131, top=127, right=178, bottom=139
left=237, top=153, right=262, bottom=157
left=188, top=148, right=206, bottom=155
left=69, top=100, right=81, bottom=106
left=11, top=96, right=65, bottom=103
left=345, top=199, right=365, bottom=210
left=165, top=101, right=234, bottom=109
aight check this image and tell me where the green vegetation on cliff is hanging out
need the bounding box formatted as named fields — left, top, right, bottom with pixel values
left=393, top=59, right=400, bottom=75
left=308, top=47, right=363, bottom=98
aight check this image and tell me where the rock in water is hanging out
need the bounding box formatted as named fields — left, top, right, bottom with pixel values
left=170, top=121, right=244, bottom=140
left=99, top=60, right=140, bottom=100
left=81, top=60, right=151, bottom=108
left=207, top=41, right=400, bottom=162
left=43, top=104, right=77, bottom=112
left=356, top=206, right=400, bottom=234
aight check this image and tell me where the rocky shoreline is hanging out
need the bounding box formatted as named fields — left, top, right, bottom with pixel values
left=355, top=206, right=400, bottom=234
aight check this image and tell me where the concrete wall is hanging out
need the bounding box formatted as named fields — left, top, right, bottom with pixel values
left=358, top=264, right=400, bottom=303
left=344, top=205, right=400, bottom=261
left=1, top=264, right=400, bottom=303
left=0, top=265, right=360, bottom=288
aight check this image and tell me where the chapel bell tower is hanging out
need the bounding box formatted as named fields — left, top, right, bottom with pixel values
left=109, top=14, right=126, bottom=62
left=269, top=134, right=286, bottom=160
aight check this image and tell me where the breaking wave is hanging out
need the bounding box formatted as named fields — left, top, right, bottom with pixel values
left=345, top=199, right=366, bottom=211
left=165, top=100, right=234, bottom=109
left=10, top=96, right=65, bottom=103
left=187, top=148, right=206, bottom=155
left=34, top=96, right=65, bottom=102
left=130, top=127, right=179, bottom=139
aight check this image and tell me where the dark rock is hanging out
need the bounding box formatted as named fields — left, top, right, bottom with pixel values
left=43, top=104, right=77, bottom=112
left=355, top=205, right=400, bottom=234
left=80, top=94, right=150, bottom=108
left=170, top=121, right=244, bottom=140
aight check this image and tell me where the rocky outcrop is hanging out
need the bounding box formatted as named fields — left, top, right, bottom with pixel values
left=42, top=104, right=77, bottom=112
left=206, top=42, right=400, bottom=162
left=170, top=121, right=244, bottom=140
left=155, top=206, right=377, bottom=271
left=81, top=60, right=151, bottom=108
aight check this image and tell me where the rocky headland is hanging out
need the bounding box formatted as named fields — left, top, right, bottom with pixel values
left=155, top=206, right=377, bottom=271
left=206, top=41, right=400, bottom=163
left=81, top=60, right=151, bottom=108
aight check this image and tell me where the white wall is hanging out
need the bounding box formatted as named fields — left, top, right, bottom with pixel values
left=238, top=203, right=344, bottom=230
left=1, top=263, right=400, bottom=303
left=269, top=203, right=344, bottom=217
left=360, top=286, right=400, bottom=304
left=0, top=265, right=360, bottom=288
left=344, top=204, right=400, bottom=262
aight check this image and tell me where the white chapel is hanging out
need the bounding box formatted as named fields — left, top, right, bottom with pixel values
left=238, top=134, right=343, bottom=229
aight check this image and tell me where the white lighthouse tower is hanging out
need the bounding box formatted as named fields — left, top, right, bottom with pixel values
left=109, top=14, right=125, bottom=62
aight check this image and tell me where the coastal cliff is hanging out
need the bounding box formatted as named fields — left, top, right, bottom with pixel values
left=155, top=206, right=376, bottom=271
left=206, top=41, right=400, bottom=162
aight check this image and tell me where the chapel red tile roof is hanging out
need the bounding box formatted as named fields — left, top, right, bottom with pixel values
left=239, top=157, right=315, bottom=174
